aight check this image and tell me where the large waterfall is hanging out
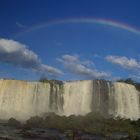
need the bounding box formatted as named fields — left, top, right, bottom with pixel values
left=0, top=79, right=139, bottom=120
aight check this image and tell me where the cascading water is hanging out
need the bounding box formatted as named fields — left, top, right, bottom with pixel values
left=0, top=79, right=139, bottom=120
left=113, top=82, right=140, bottom=119
left=63, top=80, right=93, bottom=116
left=0, top=79, right=63, bottom=120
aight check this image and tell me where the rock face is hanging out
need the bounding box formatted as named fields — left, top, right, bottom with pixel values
left=0, top=79, right=139, bottom=120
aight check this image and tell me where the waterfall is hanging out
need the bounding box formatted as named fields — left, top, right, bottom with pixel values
left=0, top=79, right=63, bottom=120
left=63, top=80, right=93, bottom=116
left=113, top=82, right=140, bottom=120
left=0, top=79, right=139, bottom=120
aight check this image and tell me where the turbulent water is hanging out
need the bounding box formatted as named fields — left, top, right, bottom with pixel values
left=0, top=79, right=139, bottom=120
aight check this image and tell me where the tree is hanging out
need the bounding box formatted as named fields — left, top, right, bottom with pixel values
left=8, top=118, right=21, bottom=128
left=124, top=78, right=135, bottom=85
left=117, top=78, right=135, bottom=85
left=39, top=77, right=49, bottom=83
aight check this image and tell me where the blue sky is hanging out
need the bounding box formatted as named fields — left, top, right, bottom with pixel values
left=0, top=0, right=140, bottom=81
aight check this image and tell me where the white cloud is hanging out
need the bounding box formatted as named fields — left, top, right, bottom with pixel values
left=0, top=38, right=63, bottom=77
left=16, top=22, right=25, bottom=28
left=57, top=54, right=110, bottom=78
left=105, top=55, right=140, bottom=70
left=93, top=53, right=101, bottom=58
left=129, top=74, right=140, bottom=81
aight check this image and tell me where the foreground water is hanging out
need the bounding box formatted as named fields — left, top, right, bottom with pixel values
left=0, top=124, right=130, bottom=140
left=0, top=124, right=102, bottom=140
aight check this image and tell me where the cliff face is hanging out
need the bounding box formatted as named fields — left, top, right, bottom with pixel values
left=0, top=79, right=139, bottom=120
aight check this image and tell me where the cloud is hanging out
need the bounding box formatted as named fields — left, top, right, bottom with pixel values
left=57, top=54, right=110, bottom=78
left=129, top=74, right=140, bottom=81
left=16, top=22, right=25, bottom=28
left=93, top=53, right=101, bottom=58
left=0, top=39, right=63, bottom=77
left=105, top=55, right=140, bottom=70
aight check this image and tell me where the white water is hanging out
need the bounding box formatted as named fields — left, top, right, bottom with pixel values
left=0, top=79, right=62, bottom=120
left=113, top=83, right=140, bottom=120
left=0, top=79, right=139, bottom=120
left=63, top=80, right=93, bottom=116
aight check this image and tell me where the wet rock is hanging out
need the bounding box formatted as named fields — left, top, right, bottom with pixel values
left=81, top=134, right=105, bottom=140
left=0, top=136, right=13, bottom=140
left=20, top=130, right=41, bottom=139
left=110, top=132, right=130, bottom=140
left=41, top=135, right=61, bottom=140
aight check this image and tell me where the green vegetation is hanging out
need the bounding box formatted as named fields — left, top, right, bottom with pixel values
left=117, top=78, right=135, bottom=85
left=26, top=116, right=43, bottom=128
left=39, top=77, right=49, bottom=83
left=39, top=77, right=63, bottom=85
left=19, top=112, right=140, bottom=139
left=117, top=78, right=140, bottom=91
left=5, top=112, right=140, bottom=139
left=8, top=118, right=21, bottom=128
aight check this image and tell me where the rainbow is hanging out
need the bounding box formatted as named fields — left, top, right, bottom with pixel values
left=14, top=18, right=140, bottom=38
